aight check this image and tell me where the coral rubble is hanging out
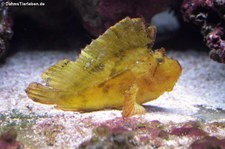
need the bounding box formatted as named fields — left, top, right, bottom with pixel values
left=191, top=136, right=225, bottom=149
left=0, top=129, right=23, bottom=149
left=181, top=0, right=225, bottom=63
left=79, top=119, right=225, bottom=148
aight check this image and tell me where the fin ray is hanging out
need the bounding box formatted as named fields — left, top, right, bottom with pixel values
left=42, top=18, right=153, bottom=92
left=26, top=82, right=57, bottom=104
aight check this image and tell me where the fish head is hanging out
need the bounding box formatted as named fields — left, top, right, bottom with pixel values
left=151, top=48, right=182, bottom=92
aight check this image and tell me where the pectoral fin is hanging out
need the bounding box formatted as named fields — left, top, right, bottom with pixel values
left=122, top=84, right=146, bottom=117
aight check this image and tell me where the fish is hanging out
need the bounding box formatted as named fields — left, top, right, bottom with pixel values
left=25, top=17, right=182, bottom=117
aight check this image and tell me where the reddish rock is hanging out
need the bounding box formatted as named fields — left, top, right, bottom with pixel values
left=170, top=125, right=207, bottom=137
left=73, top=0, right=179, bottom=37
left=190, top=136, right=225, bottom=149
left=181, top=0, right=225, bottom=63
left=0, top=129, right=23, bottom=149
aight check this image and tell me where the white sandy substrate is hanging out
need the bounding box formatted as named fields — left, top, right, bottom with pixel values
left=0, top=49, right=225, bottom=148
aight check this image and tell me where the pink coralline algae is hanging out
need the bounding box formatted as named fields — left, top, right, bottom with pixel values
left=191, top=136, right=225, bottom=149
left=79, top=119, right=225, bottom=148
left=0, top=129, right=23, bottom=149
left=181, top=0, right=225, bottom=63
left=169, top=125, right=207, bottom=137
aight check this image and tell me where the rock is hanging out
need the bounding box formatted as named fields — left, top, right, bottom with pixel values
left=169, top=125, right=207, bottom=137
left=0, top=0, right=13, bottom=60
left=181, top=0, right=225, bottom=63
left=73, top=0, right=177, bottom=37
left=0, top=129, right=24, bottom=149
left=190, top=136, right=225, bottom=149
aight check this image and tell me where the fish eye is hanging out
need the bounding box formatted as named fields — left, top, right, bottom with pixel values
left=153, top=50, right=165, bottom=64
left=156, top=57, right=164, bottom=64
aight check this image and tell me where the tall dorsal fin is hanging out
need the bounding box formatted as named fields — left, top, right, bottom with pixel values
left=41, top=17, right=155, bottom=93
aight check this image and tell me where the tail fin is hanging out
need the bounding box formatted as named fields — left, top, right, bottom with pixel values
left=25, top=82, right=57, bottom=105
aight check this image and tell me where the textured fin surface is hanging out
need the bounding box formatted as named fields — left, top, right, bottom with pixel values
left=42, top=59, right=76, bottom=91
left=41, top=17, right=154, bottom=93
left=122, top=84, right=146, bottom=117
left=25, top=82, right=57, bottom=104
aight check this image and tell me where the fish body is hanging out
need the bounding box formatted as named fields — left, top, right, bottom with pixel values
left=26, top=17, right=182, bottom=117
